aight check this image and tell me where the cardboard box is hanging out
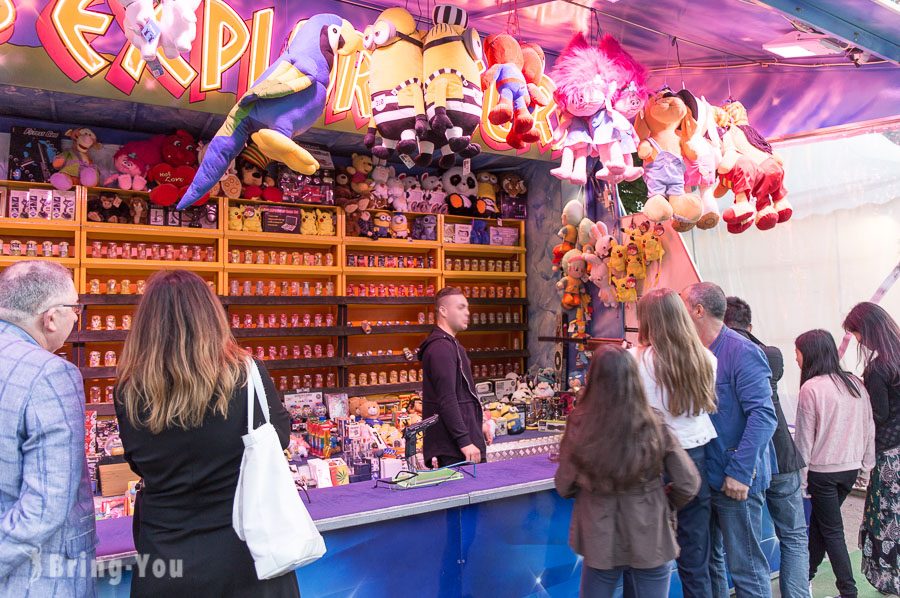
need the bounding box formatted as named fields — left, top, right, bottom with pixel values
left=30, top=189, right=52, bottom=219
left=179, top=204, right=218, bottom=229
left=7, top=190, right=26, bottom=218
left=262, top=206, right=302, bottom=234
left=149, top=207, right=166, bottom=226
left=492, top=378, right=517, bottom=400
left=98, top=461, right=140, bottom=497
left=489, top=226, right=520, bottom=246
left=284, top=391, right=324, bottom=420
left=443, top=223, right=456, bottom=243
left=51, top=189, right=77, bottom=220
left=454, top=224, right=472, bottom=244
left=499, top=193, right=527, bottom=220
left=0, top=188, right=6, bottom=218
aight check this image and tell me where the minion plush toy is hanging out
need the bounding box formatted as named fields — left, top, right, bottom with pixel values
left=363, top=8, right=431, bottom=163
left=423, top=5, right=484, bottom=168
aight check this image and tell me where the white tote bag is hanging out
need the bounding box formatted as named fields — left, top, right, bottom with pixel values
left=233, top=359, right=326, bottom=579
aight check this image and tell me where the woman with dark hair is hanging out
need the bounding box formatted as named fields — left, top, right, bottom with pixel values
left=555, top=346, right=700, bottom=597
left=115, top=270, right=298, bottom=597
left=843, top=302, right=900, bottom=596
left=794, top=329, right=875, bottom=598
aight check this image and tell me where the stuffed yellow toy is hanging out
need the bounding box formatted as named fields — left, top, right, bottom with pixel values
left=613, top=274, right=637, bottom=303
left=424, top=5, right=483, bottom=168
left=607, top=239, right=628, bottom=275
left=227, top=206, right=244, bottom=231
left=624, top=240, right=646, bottom=280
left=242, top=206, right=262, bottom=232
left=640, top=221, right=666, bottom=262
left=363, top=8, right=430, bottom=164
left=300, top=209, right=318, bottom=235
left=316, top=209, right=335, bottom=236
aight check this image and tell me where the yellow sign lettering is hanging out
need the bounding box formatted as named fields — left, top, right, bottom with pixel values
left=51, top=0, right=113, bottom=75
left=201, top=0, right=251, bottom=92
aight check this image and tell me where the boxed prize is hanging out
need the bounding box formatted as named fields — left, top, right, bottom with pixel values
left=493, top=378, right=517, bottom=400
left=454, top=224, right=472, bottom=244
left=442, top=223, right=456, bottom=244
left=262, top=205, right=302, bottom=234
left=499, top=193, right=527, bottom=220
left=7, top=126, right=62, bottom=183
left=284, top=391, right=325, bottom=420
left=489, top=226, right=520, bottom=247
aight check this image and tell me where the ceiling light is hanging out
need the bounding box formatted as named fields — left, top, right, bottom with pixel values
left=763, top=31, right=847, bottom=58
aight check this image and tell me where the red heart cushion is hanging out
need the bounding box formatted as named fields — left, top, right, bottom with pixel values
left=148, top=164, right=196, bottom=188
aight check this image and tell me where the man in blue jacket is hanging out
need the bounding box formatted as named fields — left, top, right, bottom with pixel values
left=682, top=283, right=777, bottom=598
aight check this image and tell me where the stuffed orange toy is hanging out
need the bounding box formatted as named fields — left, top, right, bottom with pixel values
left=481, top=34, right=550, bottom=149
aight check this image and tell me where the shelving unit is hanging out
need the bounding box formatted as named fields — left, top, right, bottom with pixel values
left=3, top=181, right=529, bottom=409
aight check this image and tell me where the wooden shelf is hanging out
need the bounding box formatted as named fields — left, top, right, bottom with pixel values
left=232, top=326, right=346, bottom=339
left=225, top=230, right=338, bottom=247
left=464, top=324, right=528, bottom=332
left=442, top=244, right=525, bottom=255
left=0, top=179, right=55, bottom=190
left=0, top=255, right=78, bottom=267
left=343, top=238, right=440, bottom=251
left=86, top=402, right=117, bottom=416
left=0, top=218, right=79, bottom=232
left=444, top=271, right=526, bottom=280
left=260, top=357, right=345, bottom=369
left=81, top=366, right=117, bottom=378
left=467, top=298, right=527, bottom=306
left=225, top=197, right=338, bottom=210
left=226, top=263, right=339, bottom=276
left=344, top=268, right=440, bottom=278
left=345, top=324, right=432, bottom=336
left=345, top=354, right=417, bottom=366
left=221, top=296, right=342, bottom=306
left=82, top=222, right=221, bottom=240
left=331, top=381, right=422, bottom=397
left=84, top=185, right=150, bottom=197
left=81, top=258, right=222, bottom=272
left=69, top=330, right=129, bottom=342
left=468, top=350, right=529, bottom=360
left=343, top=296, right=434, bottom=305
left=80, top=294, right=142, bottom=305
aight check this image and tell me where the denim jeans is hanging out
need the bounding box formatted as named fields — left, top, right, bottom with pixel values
left=766, top=470, right=811, bottom=598
left=580, top=562, right=673, bottom=598
left=808, top=469, right=858, bottom=598
left=675, top=445, right=712, bottom=598
left=709, top=489, right=773, bottom=598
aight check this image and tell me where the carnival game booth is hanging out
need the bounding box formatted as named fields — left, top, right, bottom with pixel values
left=0, top=0, right=897, bottom=595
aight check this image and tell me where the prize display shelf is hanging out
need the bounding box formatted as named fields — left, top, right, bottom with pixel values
left=0, top=182, right=529, bottom=410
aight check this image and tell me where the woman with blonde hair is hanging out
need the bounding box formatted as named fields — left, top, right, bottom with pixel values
left=115, top=270, right=298, bottom=597
left=631, top=287, right=718, bottom=598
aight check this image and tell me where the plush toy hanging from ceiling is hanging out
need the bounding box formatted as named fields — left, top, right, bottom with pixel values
left=549, top=33, right=646, bottom=186
left=480, top=34, right=550, bottom=150
left=115, top=0, right=201, bottom=73
left=677, top=89, right=722, bottom=230
left=362, top=8, right=431, bottom=164
left=177, top=14, right=363, bottom=209
left=557, top=248, right=591, bottom=319
left=633, top=89, right=702, bottom=229
left=714, top=101, right=792, bottom=233
left=423, top=5, right=484, bottom=169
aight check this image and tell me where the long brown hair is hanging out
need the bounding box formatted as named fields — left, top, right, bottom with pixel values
left=843, top=301, right=900, bottom=385
left=637, top=288, right=717, bottom=416
left=561, top=346, right=666, bottom=491
left=117, top=270, right=248, bottom=433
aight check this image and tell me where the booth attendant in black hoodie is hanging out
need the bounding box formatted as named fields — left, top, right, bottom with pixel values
left=418, top=287, right=488, bottom=467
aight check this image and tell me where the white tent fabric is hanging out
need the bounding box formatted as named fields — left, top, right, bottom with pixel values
left=683, top=129, right=900, bottom=421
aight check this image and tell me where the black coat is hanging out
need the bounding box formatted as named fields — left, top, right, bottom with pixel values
left=417, top=328, right=486, bottom=464
left=115, top=359, right=300, bottom=598
left=734, top=328, right=805, bottom=473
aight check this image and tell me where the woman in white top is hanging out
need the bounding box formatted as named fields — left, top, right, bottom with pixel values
left=631, top=287, right=718, bottom=598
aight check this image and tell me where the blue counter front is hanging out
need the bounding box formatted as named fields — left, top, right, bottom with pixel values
left=95, top=454, right=780, bottom=597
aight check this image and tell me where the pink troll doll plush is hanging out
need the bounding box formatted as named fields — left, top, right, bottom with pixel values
left=549, top=33, right=638, bottom=186
left=105, top=136, right=164, bottom=191
left=596, top=34, right=648, bottom=184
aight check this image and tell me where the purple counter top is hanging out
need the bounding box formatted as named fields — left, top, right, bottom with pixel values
left=96, top=454, right=560, bottom=561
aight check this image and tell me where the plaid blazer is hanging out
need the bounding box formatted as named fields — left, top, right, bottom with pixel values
left=0, top=321, right=96, bottom=597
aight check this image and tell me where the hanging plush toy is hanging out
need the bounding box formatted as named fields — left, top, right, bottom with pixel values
left=597, top=34, right=648, bottom=183
left=177, top=14, right=362, bottom=209
left=474, top=171, right=499, bottom=217
left=557, top=249, right=590, bottom=311
left=552, top=199, right=584, bottom=270
left=583, top=221, right=617, bottom=308
left=550, top=33, right=642, bottom=186
left=613, top=274, right=638, bottom=303
left=633, top=89, right=702, bottom=228
left=639, top=221, right=666, bottom=262
left=480, top=34, right=550, bottom=150
left=50, top=128, right=100, bottom=191
left=363, top=8, right=430, bottom=163
left=677, top=89, right=722, bottom=230
left=716, top=101, right=792, bottom=233
left=115, top=0, right=201, bottom=67
left=423, top=5, right=484, bottom=169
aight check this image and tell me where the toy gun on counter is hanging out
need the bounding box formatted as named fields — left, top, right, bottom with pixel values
left=403, top=414, right=439, bottom=471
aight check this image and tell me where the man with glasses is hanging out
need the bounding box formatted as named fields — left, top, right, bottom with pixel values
left=0, top=261, right=96, bottom=597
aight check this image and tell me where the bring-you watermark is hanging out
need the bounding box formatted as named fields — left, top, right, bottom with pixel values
left=45, top=552, right=183, bottom=585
